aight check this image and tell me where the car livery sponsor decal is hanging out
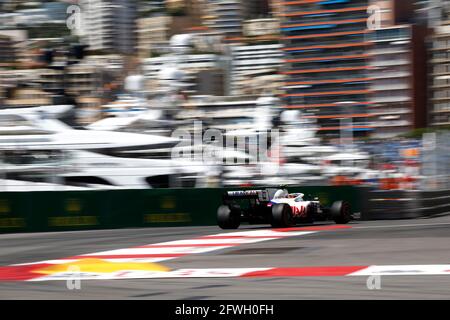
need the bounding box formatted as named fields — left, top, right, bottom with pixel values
left=270, top=200, right=307, bottom=217
left=290, top=205, right=306, bottom=217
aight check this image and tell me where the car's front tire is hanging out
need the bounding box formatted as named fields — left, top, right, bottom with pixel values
left=331, top=201, right=351, bottom=224
left=271, top=203, right=295, bottom=228
left=217, top=205, right=241, bottom=229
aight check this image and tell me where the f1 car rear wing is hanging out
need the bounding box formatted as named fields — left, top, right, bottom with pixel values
left=223, top=190, right=271, bottom=202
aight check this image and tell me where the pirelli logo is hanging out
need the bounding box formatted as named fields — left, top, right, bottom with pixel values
left=48, top=216, right=99, bottom=227
left=0, top=218, right=25, bottom=228
left=0, top=199, right=10, bottom=214
left=144, top=213, right=191, bottom=224
left=0, top=199, right=25, bottom=229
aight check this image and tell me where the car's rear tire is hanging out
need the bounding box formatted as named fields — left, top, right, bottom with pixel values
left=271, top=203, right=295, bottom=228
left=302, top=203, right=315, bottom=223
left=331, top=201, right=351, bottom=224
left=217, top=205, right=241, bottom=229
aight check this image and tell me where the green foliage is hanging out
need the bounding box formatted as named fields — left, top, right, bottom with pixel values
left=85, top=48, right=114, bottom=56
left=139, top=8, right=166, bottom=18
left=150, top=51, right=163, bottom=58
left=26, top=23, right=71, bottom=39
left=167, top=6, right=186, bottom=16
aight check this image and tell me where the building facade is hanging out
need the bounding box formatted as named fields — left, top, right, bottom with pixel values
left=280, top=0, right=373, bottom=138
left=229, top=16, right=282, bottom=96
left=203, top=0, right=244, bottom=38
left=368, top=24, right=428, bottom=137
left=430, top=24, right=450, bottom=127
left=279, top=0, right=427, bottom=138
left=230, top=42, right=283, bottom=96
left=0, top=34, right=16, bottom=68
left=79, top=0, right=137, bottom=55
left=137, top=16, right=172, bottom=59
left=202, top=0, right=272, bottom=39
left=142, top=53, right=223, bottom=94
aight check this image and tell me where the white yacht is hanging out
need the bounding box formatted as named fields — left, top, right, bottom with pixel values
left=0, top=179, right=89, bottom=192
left=0, top=106, right=179, bottom=152
left=0, top=106, right=208, bottom=190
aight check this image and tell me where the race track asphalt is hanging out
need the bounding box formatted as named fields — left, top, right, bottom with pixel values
left=0, top=216, right=449, bottom=299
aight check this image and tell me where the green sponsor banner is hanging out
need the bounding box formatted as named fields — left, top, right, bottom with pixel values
left=42, top=192, right=103, bottom=231
left=0, top=186, right=362, bottom=233
left=0, top=194, right=27, bottom=231
left=138, top=189, right=221, bottom=228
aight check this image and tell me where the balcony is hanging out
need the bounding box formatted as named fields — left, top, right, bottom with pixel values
left=284, top=88, right=371, bottom=97
left=283, top=40, right=371, bottom=52
left=371, top=84, right=410, bottom=91
left=285, top=35, right=368, bottom=49
left=281, top=21, right=367, bottom=37
left=285, top=69, right=370, bottom=81
left=285, top=46, right=366, bottom=57
left=372, top=96, right=410, bottom=103
left=371, top=70, right=411, bottom=80
left=369, top=59, right=409, bottom=68
left=283, top=12, right=367, bottom=25
left=282, top=28, right=368, bottom=41
left=286, top=82, right=368, bottom=93
left=287, top=94, right=370, bottom=106
left=281, top=2, right=368, bottom=15
left=283, top=65, right=371, bottom=75
left=290, top=59, right=367, bottom=70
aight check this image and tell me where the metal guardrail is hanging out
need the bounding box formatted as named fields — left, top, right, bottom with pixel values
left=420, top=190, right=450, bottom=217
left=360, top=188, right=450, bottom=220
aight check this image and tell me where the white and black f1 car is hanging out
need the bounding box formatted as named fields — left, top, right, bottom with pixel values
left=217, top=188, right=352, bottom=229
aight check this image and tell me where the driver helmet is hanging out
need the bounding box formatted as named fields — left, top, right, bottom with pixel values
left=295, top=193, right=305, bottom=200
left=273, top=189, right=288, bottom=199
